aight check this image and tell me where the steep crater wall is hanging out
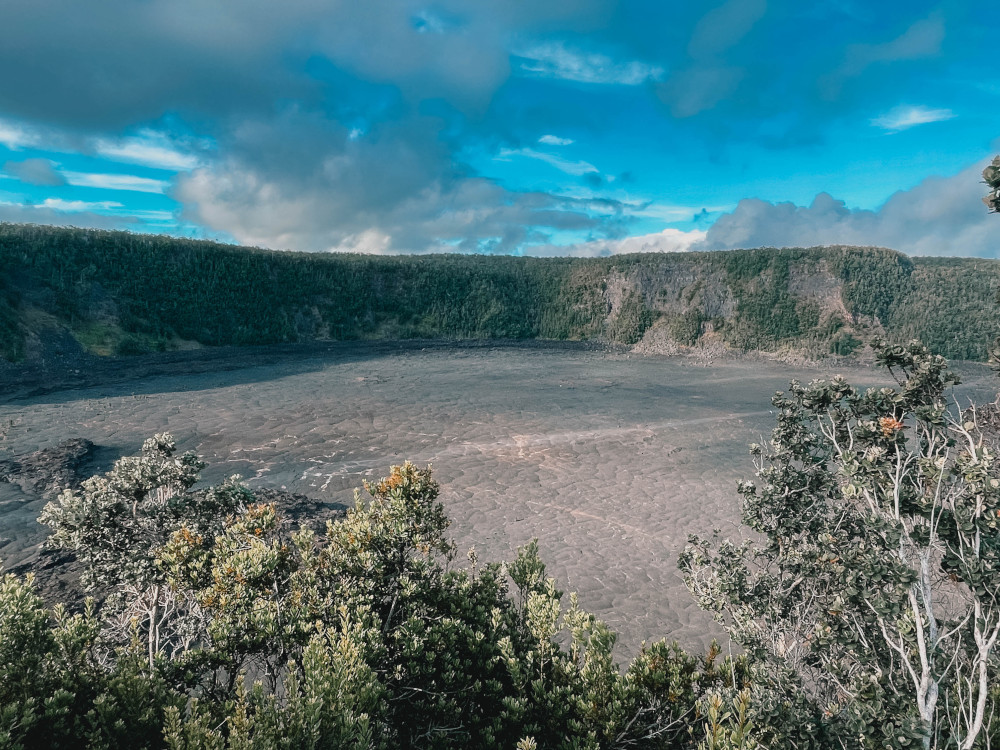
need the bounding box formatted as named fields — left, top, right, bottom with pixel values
left=0, top=225, right=996, bottom=363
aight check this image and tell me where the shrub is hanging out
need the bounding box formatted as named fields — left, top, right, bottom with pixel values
left=14, top=438, right=746, bottom=748
left=681, top=341, right=1000, bottom=749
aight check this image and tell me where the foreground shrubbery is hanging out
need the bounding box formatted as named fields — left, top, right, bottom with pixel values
left=682, top=342, right=1000, bottom=748
left=3, top=342, right=1000, bottom=748
left=4, top=437, right=752, bottom=749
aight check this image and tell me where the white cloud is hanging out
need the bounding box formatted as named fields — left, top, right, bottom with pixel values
left=94, top=130, right=202, bottom=170
left=699, top=158, right=999, bottom=257
left=327, top=228, right=394, bottom=254
left=61, top=171, right=169, bottom=193
left=530, top=227, right=707, bottom=257
left=871, top=105, right=955, bottom=133
left=41, top=197, right=124, bottom=212
left=176, top=151, right=617, bottom=255
left=605, top=227, right=707, bottom=254
left=498, top=147, right=598, bottom=176
left=0, top=120, right=39, bottom=150
left=539, top=134, right=573, bottom=146
left=0, top=119, right=203, bottom=175
left=516, top=42, right=664, bottom=85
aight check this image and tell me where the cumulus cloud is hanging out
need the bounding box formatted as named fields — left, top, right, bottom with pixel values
left=0, top=0, right=639, bottom=253
left=698, top=158, right=999, bottom=257
left=0, top=1, right=989, bottom=257
left=871, top=105, right=955, bottom=133
left=4, top=158, right=66, bottom=186
left=178, top=161, right=620, bottom=254
left=174, top=111, right=625, bottom=254
left=538, top=227, right=706, bottom=257
left=0, top=0, right=609, bottom=128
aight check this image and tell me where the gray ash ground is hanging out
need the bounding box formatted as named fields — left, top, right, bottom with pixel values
left=1, top=341, right=995, bottom=656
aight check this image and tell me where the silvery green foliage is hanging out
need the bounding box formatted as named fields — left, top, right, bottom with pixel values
left=40, top=434, right=198, bottom=589
left=0, top=568, right=180, bottom=749
left=680, top=341, right=1000, bottom=749
left=698, top=691, right=759, bottom=750
left=39, top=433, right=249, bottom=664
left=984, top=156, right=1000, bottom=213
left=161, top=463, right=744, bottom=749
left=21, top=439, right=772, bottom=747
left=0, top=571, right=55, bottom=747
left=163, top=623, right=384, bottom=750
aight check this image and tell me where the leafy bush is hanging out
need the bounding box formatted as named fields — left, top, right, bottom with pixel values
left=984, top=155, right=1000, bottom=213
left=11, top=436, right=749, bottom=748
left=681, top=341, right=1000, bottom=749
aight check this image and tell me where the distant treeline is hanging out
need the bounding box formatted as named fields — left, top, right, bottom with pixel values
left=0, top=223, right=998, bottom=362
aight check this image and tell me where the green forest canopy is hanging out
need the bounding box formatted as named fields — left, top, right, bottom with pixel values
left=1, top=223, right=998, bottom=363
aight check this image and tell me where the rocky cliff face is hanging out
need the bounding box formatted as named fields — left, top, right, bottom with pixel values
left=600, top=251, right=880, bottom=358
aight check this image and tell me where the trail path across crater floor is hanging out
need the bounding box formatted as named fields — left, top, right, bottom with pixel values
left=2, top=344, right=993, bottom=658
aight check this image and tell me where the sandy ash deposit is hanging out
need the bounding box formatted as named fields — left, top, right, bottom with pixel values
left=1, top=342, right=996, bottom=659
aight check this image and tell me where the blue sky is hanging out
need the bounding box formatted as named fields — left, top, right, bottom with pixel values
left=1, top=0, right=998, bottom=256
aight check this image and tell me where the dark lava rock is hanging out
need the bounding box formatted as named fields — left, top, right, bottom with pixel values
left=0, top=438, right=97, bottom=499
left=251, top=486, right=348, bottom=532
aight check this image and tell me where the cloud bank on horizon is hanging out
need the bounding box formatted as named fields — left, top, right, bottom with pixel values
left=0, top=0, right=998, bottom=257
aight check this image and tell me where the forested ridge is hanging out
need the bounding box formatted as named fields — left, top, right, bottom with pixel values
left=1, top=223, right=998, bottom=363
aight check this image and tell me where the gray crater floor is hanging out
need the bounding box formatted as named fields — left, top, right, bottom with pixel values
left=2, top=345, right=993, bottom=658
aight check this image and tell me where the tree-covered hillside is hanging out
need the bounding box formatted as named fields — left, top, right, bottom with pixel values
left=1, top=223, right=997, bottom=363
